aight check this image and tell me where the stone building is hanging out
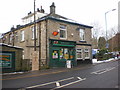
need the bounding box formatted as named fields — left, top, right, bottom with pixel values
left=108, top=33, right=120, bottom=52
left=1, top=3, right=93, bottom=70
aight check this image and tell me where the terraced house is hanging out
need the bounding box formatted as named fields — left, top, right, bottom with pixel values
left=1, top=3, right=93, bottom=71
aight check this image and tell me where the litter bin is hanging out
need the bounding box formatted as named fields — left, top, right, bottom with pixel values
left=66, top=60, right=71, bottom=68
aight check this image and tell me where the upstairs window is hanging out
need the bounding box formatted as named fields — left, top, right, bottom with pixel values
left=79, top=29, right=85, bottom=41
left=31, top=26, right=37, bottom=39
left=21, top=31, right=24, bottom=41
left=60, top=25, right=67, bottom=39
left=9, top=34, right=13, bottom=43
left=15, top=32, right=18, bottom=42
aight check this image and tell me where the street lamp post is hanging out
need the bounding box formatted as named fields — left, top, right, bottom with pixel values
left=105, top=9, right=116, bottom=48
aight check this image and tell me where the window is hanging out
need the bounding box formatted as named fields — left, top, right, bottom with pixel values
left=79, top=29, right=85, bottom=41
left=60, top=25, right=67, bottom=39
left=22, top=50, right=24, bottom=59
left=15, top=32, right=18, bottom=42
left=84, top=49, right=89, bottom=58
left=31, top=26, right=37, bottom=39
left=59, top=48, right=74, bottom=60
left=76, top=49, right=82, bottom=59
left=9, top=34, right=13, bottom=43
left=21, top=31, right=24, bottom=41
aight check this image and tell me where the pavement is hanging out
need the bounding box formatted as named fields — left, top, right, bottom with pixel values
left=1, top=58, right=119, bottom=77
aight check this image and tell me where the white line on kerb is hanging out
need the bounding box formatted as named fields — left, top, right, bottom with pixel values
left=51, top=78, right=86, bottom=90
left=26, top=77, right=74, bottom=89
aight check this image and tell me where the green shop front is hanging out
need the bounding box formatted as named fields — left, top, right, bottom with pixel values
left=49, top=39, right=77, bottom=67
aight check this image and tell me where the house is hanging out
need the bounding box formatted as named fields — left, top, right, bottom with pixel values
left=1, top=2, right=93, bottom=70
left=108, top=33, right=120, bottom=52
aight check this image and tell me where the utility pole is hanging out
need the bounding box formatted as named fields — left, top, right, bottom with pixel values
left=34, top=0, right=36, bottom=51
left=32, top=0, right=39, bottom=71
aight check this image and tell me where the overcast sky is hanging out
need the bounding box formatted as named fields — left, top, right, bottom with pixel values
left=0, top=0, right=119, bottom=36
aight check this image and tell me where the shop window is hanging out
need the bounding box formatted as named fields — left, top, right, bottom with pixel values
left=64, top=48, right=69, bottom=60
left=60, top=48, right=64, bottom=59
left=79, top=29, right=85, bottom=41
left=60, top=25, right=67, bottom=39
left=76, top=49, right=82, bottom=59
left=85, top=49, right=89, bottom=58
left=59, top=48, right=74, bottom=60
left=69, top=49, right=74, bottom=59
left=52, top=50, right=58, bottom=59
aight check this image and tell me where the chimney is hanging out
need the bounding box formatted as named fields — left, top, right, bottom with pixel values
left=37, top=8, right=40, bottom=12
left=50, top=2, right=55, bottom=14
left=40, top=6, right=45, bottom=13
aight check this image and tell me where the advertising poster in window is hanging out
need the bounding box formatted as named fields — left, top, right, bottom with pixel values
left=64, top=48, right=69, bottom=60
left=60, top=49, right=64, bottom=59
left=52, top=50, right=58, bottom=59
left=0, top=53, right=12, bottom=68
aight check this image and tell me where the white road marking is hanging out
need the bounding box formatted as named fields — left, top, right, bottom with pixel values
left=91, top=67, right=116, bottom=75
left=56, top=82, right=60, bottom=87
left=25, top=77, right=74, bottom=89
left=51, top=77, right=86, bottom=90
left=77, top=77, right=82, bottom=80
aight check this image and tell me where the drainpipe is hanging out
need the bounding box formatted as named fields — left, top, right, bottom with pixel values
left=12, top=31, right=15, bottom=46
left=45, top=19, right=48, bottom=66
left=39, top=22, right=41, bottom=69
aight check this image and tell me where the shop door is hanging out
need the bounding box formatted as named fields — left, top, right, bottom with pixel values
left=51, top=50, right=59, bottom=67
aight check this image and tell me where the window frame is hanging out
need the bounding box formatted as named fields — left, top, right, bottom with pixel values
left=76, top=49, right=83, bottom=59
left=31, top=26, right=37, bottom=39
left=21, top=30, right=25, bottom=42
left=84, top=49, right=89, bottom=59
left=59, top=25, right=67, bottom=39
left=9, top=33, right=13, bottom=43
left=79, top=28, right=85, bottom=41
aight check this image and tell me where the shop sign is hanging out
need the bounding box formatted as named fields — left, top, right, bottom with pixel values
left=0, top=53, right=12, bottom=68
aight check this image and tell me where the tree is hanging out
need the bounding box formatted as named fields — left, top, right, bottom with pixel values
left=91, top=21, right=104, bottom=49
left=98, top=37, right=106, bottom=49
left=91, top=21, right=103, bottom=39
left=107, top=26, right=118, bottom=39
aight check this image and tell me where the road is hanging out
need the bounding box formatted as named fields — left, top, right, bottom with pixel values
left=2, top=59, right=120, bottom=89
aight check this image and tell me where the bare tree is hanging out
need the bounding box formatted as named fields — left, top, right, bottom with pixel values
left=107, top=26, right=118, bottom=39
left=91, top=21, right=104, bottom=49
left=91, top=21, right=103, bottom=39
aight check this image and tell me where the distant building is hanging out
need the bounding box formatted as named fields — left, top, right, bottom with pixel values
left=108, top=33, right=120, bottom=52
left=0, top=2, right=93, bottom=70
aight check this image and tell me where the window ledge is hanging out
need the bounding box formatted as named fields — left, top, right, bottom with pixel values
left=79, top=40, right=86, bottom=43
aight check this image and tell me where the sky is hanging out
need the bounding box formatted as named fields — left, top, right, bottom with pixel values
left=0, top=0, right=119, bottom=37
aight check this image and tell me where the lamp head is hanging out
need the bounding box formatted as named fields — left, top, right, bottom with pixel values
left=112, top=9, right=116, bottom=11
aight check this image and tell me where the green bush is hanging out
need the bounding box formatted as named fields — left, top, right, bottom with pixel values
left=96, top=49, right=109, bottom=61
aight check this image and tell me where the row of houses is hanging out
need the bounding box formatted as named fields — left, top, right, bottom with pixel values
left=0, top=2, right=93, bottom=71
